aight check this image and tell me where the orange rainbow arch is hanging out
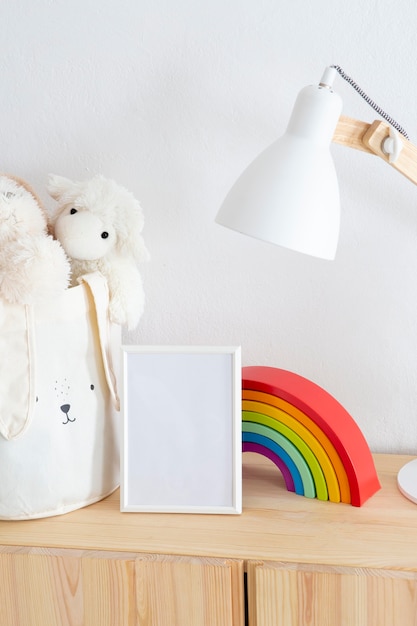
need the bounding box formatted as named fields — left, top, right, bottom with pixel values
left=242, top=366, right=381, bottom=507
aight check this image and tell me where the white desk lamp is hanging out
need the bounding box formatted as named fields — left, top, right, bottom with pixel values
left=216, top=66, right=417, bottom=502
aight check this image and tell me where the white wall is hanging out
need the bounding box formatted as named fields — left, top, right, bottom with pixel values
left=2, top=0, right=417, bottom=453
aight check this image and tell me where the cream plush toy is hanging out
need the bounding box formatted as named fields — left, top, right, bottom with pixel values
left=0, top=175, right=70, bottom=305
left=47, top=174, right=149, bottom=330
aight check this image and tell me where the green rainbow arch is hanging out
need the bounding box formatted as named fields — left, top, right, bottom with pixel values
left=243, top=419, right=317, bottom=498
left=243, top=410, right=328, bottom=501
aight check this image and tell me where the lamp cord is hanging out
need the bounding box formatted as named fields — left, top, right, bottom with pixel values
left=330, top=65, right=409, bottom=140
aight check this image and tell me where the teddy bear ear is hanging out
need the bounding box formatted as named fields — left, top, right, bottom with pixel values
left=118, top=232, right=150, bottom=263
left=47, top=174, right=75, bottom=201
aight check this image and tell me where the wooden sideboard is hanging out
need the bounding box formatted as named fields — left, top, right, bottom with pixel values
left=1, top=453, right=417, bottom=626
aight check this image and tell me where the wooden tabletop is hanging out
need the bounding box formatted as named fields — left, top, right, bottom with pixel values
left=1, top=453, right=417, bottom=570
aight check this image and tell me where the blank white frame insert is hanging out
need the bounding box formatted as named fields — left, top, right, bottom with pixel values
left=121, top=345, right=242, bottom=514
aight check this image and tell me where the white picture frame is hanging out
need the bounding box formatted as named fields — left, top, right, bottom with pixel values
left=120, top=345, right=242, bottom=514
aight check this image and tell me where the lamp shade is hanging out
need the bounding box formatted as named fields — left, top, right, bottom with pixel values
left=216, top=78, right=343, bottom=259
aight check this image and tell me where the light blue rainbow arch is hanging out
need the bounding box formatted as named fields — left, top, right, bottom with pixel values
left=242, top=429, right=314, bottom=498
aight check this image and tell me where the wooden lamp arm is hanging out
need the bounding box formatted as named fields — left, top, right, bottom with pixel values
left=333, top=115, right=417, bottom=186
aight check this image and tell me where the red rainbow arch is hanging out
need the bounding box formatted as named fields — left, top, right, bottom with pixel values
left=242, top=366, right=381, bottom=507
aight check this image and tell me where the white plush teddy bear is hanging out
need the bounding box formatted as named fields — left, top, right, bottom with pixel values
left=0, top=175, right=70, bottom=305
left=47, top=174, right=149, bottom=330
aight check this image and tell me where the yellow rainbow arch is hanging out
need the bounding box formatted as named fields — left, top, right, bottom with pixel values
left=243, top=400, right=339, bottom=502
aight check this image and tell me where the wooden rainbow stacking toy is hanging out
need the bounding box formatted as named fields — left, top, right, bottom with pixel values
left=242, top=366, right=381, bottom=506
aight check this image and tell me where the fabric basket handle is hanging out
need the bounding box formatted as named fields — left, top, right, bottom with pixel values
left=0, top=304, right=36, bottom=440
left=81, top=272, right=120, bottom=411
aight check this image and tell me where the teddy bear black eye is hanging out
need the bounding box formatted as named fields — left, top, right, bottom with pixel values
left=101, top=231, right=109, bottom=239
left=70, top=208, right=77, bottom=215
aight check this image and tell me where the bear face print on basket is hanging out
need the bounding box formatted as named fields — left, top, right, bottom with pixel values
left=0, top=271, right=121, bottom=520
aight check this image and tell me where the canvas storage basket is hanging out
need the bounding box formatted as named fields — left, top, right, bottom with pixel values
left=0, top=271, right=120, bottom=520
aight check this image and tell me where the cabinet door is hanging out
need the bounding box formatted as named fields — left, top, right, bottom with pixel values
left=135, top=554, right=244, bottom=626
left=0, top=548, right=136, bottom=626
left=0, top=547, right=244, bottom=626
left=247, top=560, right=417, bottom=626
